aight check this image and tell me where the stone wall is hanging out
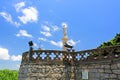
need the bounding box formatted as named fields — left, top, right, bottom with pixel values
left=19, top=63, right=66, bottom=80
left=19, top=59, right=120, bottom=80
left=74, top=59, right=120, bottom=80
left=18, top=45, right=120, bottom=80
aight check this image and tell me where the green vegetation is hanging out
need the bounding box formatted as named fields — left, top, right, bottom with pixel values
left=98, top=33, right=120, bottom=48
left=0, top=69, right=18, bottom=80
left=92, top=51, right=99, bottom=57
left=93, top=33, right=120, bottom=57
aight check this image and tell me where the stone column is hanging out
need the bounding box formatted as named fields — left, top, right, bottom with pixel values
left=62, top=24, right=68, bottom=51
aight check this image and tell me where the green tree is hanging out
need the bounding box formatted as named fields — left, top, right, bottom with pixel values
left=98, top=33, right=120, bottom=48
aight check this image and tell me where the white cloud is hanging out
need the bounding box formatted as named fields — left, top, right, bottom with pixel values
left=11, top=55, right=22, bottom=61
left=15, top=2, right=38, bottom=24
left=40, top=31, right=52, bottom=37
left=0, top=47, right=22, bottom=61
left=14, top=21, right=21, bottom=27
left=40, top=25, right=52, bottom=37
left=52, top=25, right=59, bottom=31
left=68, top=39, right=80, bottom=46
left=16, top=29, right=33, bottom=38
left=18, top=7, right=38, bottom=24
left=0, top=47, right=10, bottom=60
left=38, top=38, right=62, bottom=48
left=38, top=37, right=47, bottom=41
left=40, top=23, right=60, bottom=37
left=50, top=40, right=62, bottom=48
left=0, top=12, right=20, bottom=27
left=48, top=39, right=80, bottom=48
left=49, top=39, right=80, bottom=48
left=15, top=2, right=25, bottom=12
left=0, top=2, right=38, bottom=26
left=0, top=12, right=13, bottom=23
left=42, top=25, right=50, bottom=32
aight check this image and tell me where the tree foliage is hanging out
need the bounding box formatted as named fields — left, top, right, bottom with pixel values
left=98, top=33, right=120, bottom=48
left=0, top=69, right=18, bottom=80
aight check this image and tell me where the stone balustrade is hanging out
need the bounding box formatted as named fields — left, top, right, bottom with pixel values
left=21, top=45, right=120, bottom=64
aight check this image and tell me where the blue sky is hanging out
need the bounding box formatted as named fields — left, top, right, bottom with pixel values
left=0, top=0, right=120, bottom=70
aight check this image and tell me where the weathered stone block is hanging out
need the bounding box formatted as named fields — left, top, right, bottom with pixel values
left=112, top=70, right=120, bottom=74
left=88, top=65, right=94, bottom=69
left=100, top=73, right=109, bottom=78
left=89, top=72, right=95, bottom=77
left=118, top=74, right=120, bottom=79
left=98, top=69, right=104, bottom=73
left=108, top=79, right=117, bottom=80
left=109, top=74, right=117, bottom=78
left=105, top=69, right=112, bottom=73
left=101, top=65, right=110, bottom=69
left=94, top=65, right=101, bottom=69
left=117, top=63, right=120, bottom=69
left=89, top=69, right=98, bottom=72
left=111, top=64, right=118, bottom=69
